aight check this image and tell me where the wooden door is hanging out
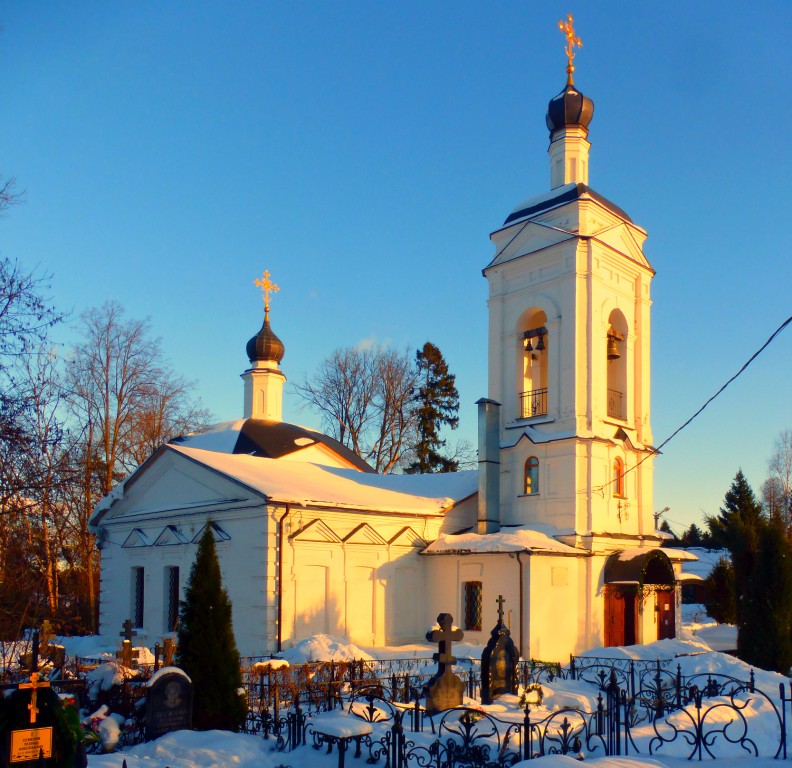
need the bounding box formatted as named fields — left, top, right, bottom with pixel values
left=604, top=587, right=637, bottom=646
left=656, top=590, right=675, bottom=640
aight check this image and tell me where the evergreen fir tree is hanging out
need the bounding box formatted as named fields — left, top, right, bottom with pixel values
left=744, top=515, right=792, bottom=672
left=406, top=342, right=460, bottom=474
left=177, top=522, right=247, bottom=731
left=702, top=557, right=737, bottom=625
left=705, top=470, right=765, bottom=661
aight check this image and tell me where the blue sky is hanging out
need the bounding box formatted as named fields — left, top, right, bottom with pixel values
left=2, top=3, right=791, bottom=533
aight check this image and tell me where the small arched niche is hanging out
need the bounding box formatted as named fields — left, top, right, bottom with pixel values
left=517, top=308, right=549, bottom=419
left=606, top=309, right=628, bottom=420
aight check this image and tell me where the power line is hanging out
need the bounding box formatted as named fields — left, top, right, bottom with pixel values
left=590, top=313, right=792, bottom=495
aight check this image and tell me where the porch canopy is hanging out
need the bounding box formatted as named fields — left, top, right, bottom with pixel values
left=604, top=547, right=675, bottom=587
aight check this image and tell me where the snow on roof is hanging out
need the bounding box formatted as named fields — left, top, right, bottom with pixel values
left=423, top=525, right=581, bottom=555
left=175, top=420, right=245, bottom=453
left=171, top=444, right=477, bottom=514
left=677, top=547, right=729, bottom=579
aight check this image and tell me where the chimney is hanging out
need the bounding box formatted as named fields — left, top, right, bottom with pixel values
left=476, top=398, right=501, bottom=534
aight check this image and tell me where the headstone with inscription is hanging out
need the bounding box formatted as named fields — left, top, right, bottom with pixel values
left=424, top=613, right=465, bottom=714
left=480, top=595, right=519, bottom=704
left=145, top=668, right=193, bottom=741
left=0, top=671, right=85, bottom=767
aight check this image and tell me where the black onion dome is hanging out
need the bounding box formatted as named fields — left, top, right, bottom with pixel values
left=546, top=82, right=594, bottom=137
left=246, top=311, right=285, bottom=364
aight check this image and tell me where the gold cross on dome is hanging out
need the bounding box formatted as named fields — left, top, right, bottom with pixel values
left=558, top=14, right=583, bottom=84
left=254, top=270, right=280, bottom=313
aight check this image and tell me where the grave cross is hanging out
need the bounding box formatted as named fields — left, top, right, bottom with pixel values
left=427, top=613, right=464, bottom=672
left=39, top=620, right=54, bottom=651
left=120, top=619, right=137, bottom=643
left=496, top=595, right=506, bottom=624
left=162, top=636, right=176, bottom=666
left=18, top=672, right=51, bottom=725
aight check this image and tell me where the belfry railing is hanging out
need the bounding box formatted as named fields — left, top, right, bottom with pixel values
left=519, top=388, right=548, bottom=419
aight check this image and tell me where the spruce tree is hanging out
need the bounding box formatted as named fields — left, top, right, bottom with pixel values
left=406, top=342, right=460, bottom=474
left=177, top=522, right=247, bottom=731
left=745, top=516, right=792, bottom=672
left=702, top=557, right=737, bottom=625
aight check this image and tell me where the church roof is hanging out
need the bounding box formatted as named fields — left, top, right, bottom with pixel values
left=422, top=525, right=581, bottom=556
left=500, top=182, right=632, bottom=229
left=170, top=444, right=478, bottom=514
left=171, top=419, right=375, bottom=473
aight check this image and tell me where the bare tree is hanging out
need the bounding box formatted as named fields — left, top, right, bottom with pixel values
left=767, top=429, right=792, bottom=528
left=65, top=302, right=212, bottom=630
left=295, top=346, right=418, bottom=473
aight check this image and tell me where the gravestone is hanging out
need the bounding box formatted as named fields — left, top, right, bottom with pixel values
left=480, top=595, right=519, bottom=704
left=424, top=613, right=465, bottom=714
left=0, top=671, right=84, bottom=767
left=145, top=669, right=193, bottom=741
left=116, top=619, right=140, bottom=669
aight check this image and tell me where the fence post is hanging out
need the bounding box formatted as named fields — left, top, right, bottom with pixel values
left=522, top=706, right=532, bottom=761
left=749, top=669, right=755, bottom=693
left=781, top=682, right=788, bottom=760
left=675, top=664, right=682, bottom=710
left=391, top=674, right=398, bottom=701
left=391, top=710, right=405, bottom=768
left=629, top=661, right=635, bottom=699
left=569, top=654, right=576, bottom=681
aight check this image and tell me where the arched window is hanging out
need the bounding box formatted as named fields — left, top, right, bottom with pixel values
left=606, top=310, right=628, bottom=420
left=518, top=309, right=549, bottom=419
left=524, top=456, right=540, bottom=495
left=613, top=457, right=625, bottom=498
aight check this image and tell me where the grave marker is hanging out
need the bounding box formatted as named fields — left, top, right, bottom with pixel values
left=424, top=613, right=465, bottom=714
left=145, top=670, right=193, bottom=740
left=480, top=595, right=519, bottom=704
left=116, top=619, right=140, bottom=669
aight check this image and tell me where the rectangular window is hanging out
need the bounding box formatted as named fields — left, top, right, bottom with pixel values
left=463, top=581, right=482, bottom=631
left=165, top=566, right=179, bottom=632
left=132, top=567, right=145, bottom=628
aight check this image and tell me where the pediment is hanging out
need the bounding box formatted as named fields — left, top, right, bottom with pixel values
left=593, top=223, right=652, bottom=271
left=343, top=523, right=387, bottom=545
left=192, top=521, right=231, bottom=543
left=489, top=221, right=575, bottom=269
left=122, top=528, right=152, bottom=548
left=388, top=526, right=428, bottom=549
left=100, top=449, right=261, bottom=524
left=154, top=525, right=189, bottom=545
left=290, top=519, right=341, bottom=543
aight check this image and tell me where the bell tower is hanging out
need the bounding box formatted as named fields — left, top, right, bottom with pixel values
left=483, top=17, right=656, bottom=551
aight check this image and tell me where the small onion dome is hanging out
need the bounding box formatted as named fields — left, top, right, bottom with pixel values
left=546, top=82, right=594, bottom=137
left=246, top=310, right=285, bottom=364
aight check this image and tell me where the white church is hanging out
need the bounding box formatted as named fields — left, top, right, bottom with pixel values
left=90, top=29, right=695, bottom=662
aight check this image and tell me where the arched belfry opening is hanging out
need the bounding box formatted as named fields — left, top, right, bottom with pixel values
left=606, top=309, right=628, bottom=420
left=518, top=309, right=549, bottom=419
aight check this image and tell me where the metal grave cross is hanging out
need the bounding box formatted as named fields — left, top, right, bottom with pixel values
left=119, top=619, right=137, bottom=643
left=427, top=613, right=464, bottom=672
left=117, top=619, right=140, bottom=668
left=18, top=672, right=51, bottom=725
left=496, top=594, right=506, bottom=624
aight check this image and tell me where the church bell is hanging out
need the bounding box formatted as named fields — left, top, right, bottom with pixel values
left=607, top=335, right=620, bottom=360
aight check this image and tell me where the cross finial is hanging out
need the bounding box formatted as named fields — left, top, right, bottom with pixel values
left=254, top=270, right=280, bottom=314
left=496, top=594, right=506, bottom=624
left=558, top=14, right=582, bottom=85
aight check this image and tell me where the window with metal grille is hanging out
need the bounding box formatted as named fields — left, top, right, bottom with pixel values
left=165, top=566, right=179, bottom=632
left=463, top=581, right=482, bottom=631
left=132, top=567, right=145, bottom=628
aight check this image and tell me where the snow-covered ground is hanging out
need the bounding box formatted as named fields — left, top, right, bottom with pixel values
left=2, top=607, right=765, bottom=767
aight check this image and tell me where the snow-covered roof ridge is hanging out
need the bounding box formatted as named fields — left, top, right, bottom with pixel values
left=423, top=525, right=581, bottom=555
left=170, top=444, right=477, bottom=514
